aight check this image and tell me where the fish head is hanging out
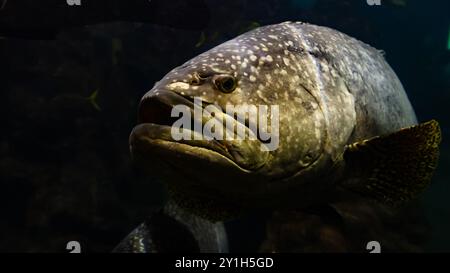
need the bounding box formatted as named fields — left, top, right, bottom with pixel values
left=130, top=25, right=328, bottom=205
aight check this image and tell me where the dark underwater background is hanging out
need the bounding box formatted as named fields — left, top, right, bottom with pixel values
left=0, top=0, right=449, bottom=252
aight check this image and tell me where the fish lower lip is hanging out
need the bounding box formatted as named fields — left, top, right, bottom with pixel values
left=130, top=123, right=235, bottom=162
left=130, top=123, right=257, bottom=174
left=130, top=122, right=269, bottom=172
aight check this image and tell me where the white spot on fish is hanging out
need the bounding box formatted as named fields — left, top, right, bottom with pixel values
left=168, top=82, right=190, bottom=90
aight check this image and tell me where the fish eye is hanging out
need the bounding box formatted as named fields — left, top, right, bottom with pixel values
left=214, top=75, right=237, bottom=93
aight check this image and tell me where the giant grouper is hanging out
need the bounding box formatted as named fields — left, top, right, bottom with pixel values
left=114, top=22, right=441, bottom=252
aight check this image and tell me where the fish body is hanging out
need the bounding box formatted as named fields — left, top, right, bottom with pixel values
left=130, top=22, right=439, bottom=215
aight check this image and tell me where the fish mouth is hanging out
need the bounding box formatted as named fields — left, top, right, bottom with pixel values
left=129, top=89, right=268, bottom=172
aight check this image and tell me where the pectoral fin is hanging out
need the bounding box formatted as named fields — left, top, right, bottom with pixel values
left=341, top=120, right=441, bottom=205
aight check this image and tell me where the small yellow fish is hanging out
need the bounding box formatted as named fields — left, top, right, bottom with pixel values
left=87, top=90, right=101, bottom=111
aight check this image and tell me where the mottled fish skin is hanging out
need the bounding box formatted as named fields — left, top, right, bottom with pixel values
left=132, top=21, right=417, bottom=210
left=113, top=200, right=228, bottom=253
left=159, top=21, right=416, bottom=156
left=291, top=23, right=417, bottom=139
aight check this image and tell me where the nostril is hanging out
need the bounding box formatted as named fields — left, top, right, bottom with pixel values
left=189, top=73, right=203, bottom=86
left=190, top=78, right=201, bottom=85
left=189, top=72, right=213, bottom=85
